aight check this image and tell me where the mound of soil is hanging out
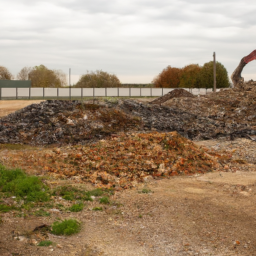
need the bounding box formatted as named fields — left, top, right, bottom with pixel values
left=150, top=88, right=194, bottom=105
left=0, top=131, right=227, bottom=189
left=119, top=99, right=256, bottom=140
left=0, top=100, right=141, bottom=145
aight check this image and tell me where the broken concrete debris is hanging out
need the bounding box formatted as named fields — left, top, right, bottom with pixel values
left=0, top=81, right=256, bottom=145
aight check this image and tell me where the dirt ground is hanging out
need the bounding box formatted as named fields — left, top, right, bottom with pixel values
left=0, top=100, right=45, bottom=118
left=0, top=100, right=256, bottom=256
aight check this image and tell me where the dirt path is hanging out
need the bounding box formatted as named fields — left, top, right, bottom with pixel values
left=1, top=168, right=256, bottom=256
left=0, top=100, right=45, bottom=118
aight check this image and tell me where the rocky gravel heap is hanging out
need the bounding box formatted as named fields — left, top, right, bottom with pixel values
left=119, top=97, right=256, bottom=140
left=1, top=81, right=256, bottom=146
left=0, top=100, right=141, bottom=145
left=150, top=88, right=194, bottom=105
left=161, top=82, right=256, bottom=140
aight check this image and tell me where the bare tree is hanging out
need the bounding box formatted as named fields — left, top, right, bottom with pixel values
left=0, top=66, right=13, bottom=80
left=17, top=67, right=32, bottom=80
left=231, top=50, right=256, bottom=88
left=53, top=69, right=68, bottom=87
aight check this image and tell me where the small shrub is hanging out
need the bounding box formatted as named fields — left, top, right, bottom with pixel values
left=51, top=219, right=81, bottom=236
left=38, top=240, right=53, bottom=246
left=92, top=207, right=103, bottom=211
left=69, top=203, right=84, bottom=212
left=99, top=196, right=110, bottom=204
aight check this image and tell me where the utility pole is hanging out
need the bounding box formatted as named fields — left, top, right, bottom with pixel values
left=213, top=52, right=216, bottom=92
left=69, top=68, right=71, bottom=100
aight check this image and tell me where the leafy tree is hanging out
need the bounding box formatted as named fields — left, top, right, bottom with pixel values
left=75, top=70, right=121, bottom=88
left=152, top=66, right=182, bottom=88
left=19, top=65, right=67, bottom=87
left=198, top=61, right=229, bottom=89
left=0, top=66, right=13, bottom=80
left=179, top=64, right=202, bottom=88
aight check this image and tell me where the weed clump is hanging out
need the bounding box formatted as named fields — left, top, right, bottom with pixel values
left=0, top=204, right=16, bottom=212
left=92, top=207, right=103, bottom=211
left=99, top=196, right=110, bottom=204
left=0, top=165, right=50, bottom=202
left=51, top=219, right=81, bottom=236
left=69, top=203, right=84, bottom=212
left=53, top=186, right=92, bottom=201
left=38, top=240, right=53, bottom=246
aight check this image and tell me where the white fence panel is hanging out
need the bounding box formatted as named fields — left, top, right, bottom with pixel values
left=141, top=88, right=151, bottom=96
left=151, top=88, right=163, bottom=97
left=71, top=88, right=81, bottom=97
left=107, top=88, right=118, bottom=97
left=59, top=88, right=69, bottom=97
left=119, top=88, right=129, bottom=97
left=83, top=88, right=93, bottom=97
left=0, top=87, right=216, bottom=99
left=45, top=88, right=57, bottom=97
left=95, top=88, right=105, bottom=97
left=18, top=88, right=29, bottom=97
left=130, top=88, right=140, bottom=96
left=2, top=88, right=16, bottom=98
left=31, top=88, right=43, bottom=97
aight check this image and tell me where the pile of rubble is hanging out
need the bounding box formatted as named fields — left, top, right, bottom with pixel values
left=119, top=98, right=256, bottom=140
left=0, top=100, right=141, bottom=145
left=159, top=82, right=256, bottom=140
left=0, top=81, right=256, bottom=145
left=150, top=88, right=194, bottom=105
left=0, top=132, right=227, bottom=189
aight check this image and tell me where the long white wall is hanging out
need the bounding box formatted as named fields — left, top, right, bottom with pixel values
left=0, top=87, right=218, bottom=99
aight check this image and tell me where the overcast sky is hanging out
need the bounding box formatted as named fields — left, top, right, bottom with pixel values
left=1, top=0, right=256, bottom=84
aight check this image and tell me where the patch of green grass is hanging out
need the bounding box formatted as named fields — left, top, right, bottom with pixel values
left=138, top=214, right=143, bottom=218
left=53, top=186, right=92, bottom=201
left=0, top=204, right=16, bottom=212
left=99, top=196, right=110, bottom=204
left=51, top=219, right=81, bottom=236
left=0, top=165, right=50, bottom=203
left=69, top=203, right=84, bottom=212
left=92, top=207, right=103, bottom=211
left=87, top=188, right=104, bottom=197
left=38, top=240, right=53, bottom=246
left=33, top=209, right=51, bottom=217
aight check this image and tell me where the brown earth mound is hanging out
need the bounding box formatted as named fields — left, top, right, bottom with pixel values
left=150, top=88, right=194, bottom=105
left=0, top=131, right=228, bottom=189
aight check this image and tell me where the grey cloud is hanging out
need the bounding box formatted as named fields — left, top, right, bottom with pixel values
left=1, top=0, right=256, bottom=82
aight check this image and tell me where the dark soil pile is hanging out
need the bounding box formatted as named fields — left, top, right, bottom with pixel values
left=119, top=99, right=256, bottom=140
left=150, top=88, right=194, bottom=105
left=0, top=100, right=141, bottom=145
left=161, top=83, right=256, bottom=140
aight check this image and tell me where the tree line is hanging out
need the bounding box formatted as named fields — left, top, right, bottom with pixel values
left=153, top=61, right=230, bottom=88
left=0, top=61, right=230, bottom=88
